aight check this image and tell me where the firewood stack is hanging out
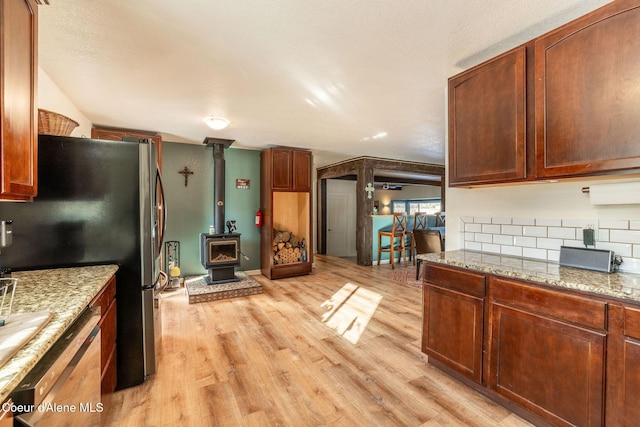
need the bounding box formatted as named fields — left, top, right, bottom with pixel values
left=272, top=230, right=303, bottom=264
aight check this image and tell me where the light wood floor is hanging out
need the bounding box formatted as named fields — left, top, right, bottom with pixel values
left=104, top=255, right=532, bottom=427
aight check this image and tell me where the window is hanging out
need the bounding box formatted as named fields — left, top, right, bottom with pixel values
left=392, top=198, right=441, bottom=215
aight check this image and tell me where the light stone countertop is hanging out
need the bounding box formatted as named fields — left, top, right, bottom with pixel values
left=417, top=250, right=640, bottom=303
left=0, top=264, right=118, bottom=403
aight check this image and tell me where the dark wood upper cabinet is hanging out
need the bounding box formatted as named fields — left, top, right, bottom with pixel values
left=449, top=46, right=527, bottom=186
left=535, top=0, right=640, bottom=178
left=271, top=149, right=293, bottom=189
left=0, top=0, right=38, bottom=201
left=271, top=148, right=311, bottom=191
left=449, top=0, right=640, bottom=186
left=292, top=150, right=312, bottom=191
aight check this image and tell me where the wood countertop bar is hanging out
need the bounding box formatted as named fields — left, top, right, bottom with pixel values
left=417, top=250, right=640, bottom=303
left=0, top=265, right=118, bottom=403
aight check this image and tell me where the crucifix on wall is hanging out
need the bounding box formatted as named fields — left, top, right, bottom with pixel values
left=178, top=166, right=194, bottom=187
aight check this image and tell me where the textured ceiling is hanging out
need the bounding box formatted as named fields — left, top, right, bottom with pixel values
left=38, top=0, right=611, bottom=167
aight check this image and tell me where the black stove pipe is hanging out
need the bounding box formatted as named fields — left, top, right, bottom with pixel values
left=203, top=137, right=235, bottom=235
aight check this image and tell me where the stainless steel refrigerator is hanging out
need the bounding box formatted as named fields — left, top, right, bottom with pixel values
left=0, top=134, right=166, bottom=389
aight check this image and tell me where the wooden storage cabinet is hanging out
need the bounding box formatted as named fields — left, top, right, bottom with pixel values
left=488, top=277, right=606, bottom=427
left=422, top=265, right=486, bottom=384
left=535, top=0, right=640, bottom=178
left=90, top=275, right=117, bottom=402
left=270, top=148, right=311, bottom=191
left=0, top=0, right=38, bottom=200
left=448, top=46, right=527, bottom=186
left=260, top=147, right=313, bottom=279
left=92, top=126, right=163, bottom=168
left=448, top=0, right=640, bottom=186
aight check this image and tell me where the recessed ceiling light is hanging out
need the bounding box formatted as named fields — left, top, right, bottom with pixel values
left=203, top=116, right=230, bottom=130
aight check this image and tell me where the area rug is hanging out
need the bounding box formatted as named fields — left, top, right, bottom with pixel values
left=185, top=272, right=263, bottom=304
left=385, top=268, right=423, bottom=289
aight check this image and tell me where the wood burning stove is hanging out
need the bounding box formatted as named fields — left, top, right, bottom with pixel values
left=200, top=137, right=242, bottom=285
left=200, top=233, right=241, bottom=284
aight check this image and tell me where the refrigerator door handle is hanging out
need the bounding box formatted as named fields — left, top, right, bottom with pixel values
left=156, top=167, right=167, bottom=254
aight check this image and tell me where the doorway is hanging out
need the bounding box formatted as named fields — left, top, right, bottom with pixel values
left=326, top=180, right=357, bottom=258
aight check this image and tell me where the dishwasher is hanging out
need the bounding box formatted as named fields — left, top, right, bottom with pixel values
left=10, top=307, right=101, bottom=427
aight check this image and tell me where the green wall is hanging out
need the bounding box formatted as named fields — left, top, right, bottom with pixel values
left=162, top=142, right=261, bottom=275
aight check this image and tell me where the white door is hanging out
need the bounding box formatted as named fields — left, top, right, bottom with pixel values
left=327, top=180, right=357, bottom=257
left=327, top=193, right=348, bottom=256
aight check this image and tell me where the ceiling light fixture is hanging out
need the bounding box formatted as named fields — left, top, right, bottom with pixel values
left=203, top=116, right=230, bottom=130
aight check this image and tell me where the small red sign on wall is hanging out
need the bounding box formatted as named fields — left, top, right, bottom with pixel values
left=236, top=179, right=250, bottom=189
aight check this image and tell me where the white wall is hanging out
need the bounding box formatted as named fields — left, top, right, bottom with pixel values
left=38, top=67, right=92, bottom=137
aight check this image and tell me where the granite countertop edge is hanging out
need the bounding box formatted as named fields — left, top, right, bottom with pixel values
left=0, top=264, right=119, bottom=403
left=417, top=250, right=640, bottom=303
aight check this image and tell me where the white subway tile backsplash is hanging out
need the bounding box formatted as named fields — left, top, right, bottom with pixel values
left=494, top=235, right=514, bottom=245
left=536, top=218, right=561, bottom=226
left=466, top=223, right=482, bottom=232
left=476, top=233, right=493, bottom=243
left=598, top=229, right=610, bottom=242
left=457, top=216, right=640, bottom=267
left=547, top=250, right=560, bottom=262
left=513, top=218, right=535, bottom=226
left=514, top=236, right=537, bottom=248
left=502, top=225, right=523, bottom=236
left=548, top=227, right=577, bottom=239
left=610, top=230, right=640, bottom=244
left=465, top=241, right=482, bottom=251
left=492, top=217, right=512, bottom=225
left=562, top=219, right=588, bottom=227
left=523, top=247, right=547, bottom=260
left=475, top=217, right=492, bottom=224
left=537, top=238, right=563, bottom=250
left=502, top=245, right=522, bottom=257
left=597, top=242, right=633, bottom=257
left=563, top=239, right=583, bottom=247
left=599, top=219, right=629, bottom=229
left=482, top=224, right=501, bottom=234
left=523, top=226, right=547, bottom=237
left=482, top=243, right=501, bottom=254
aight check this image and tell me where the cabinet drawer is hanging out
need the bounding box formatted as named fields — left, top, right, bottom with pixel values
left=624, top=306, right=640, bottom=340
left=424, top=264, right=486, bottom=298
left=491, top=277, right=607, bottom=330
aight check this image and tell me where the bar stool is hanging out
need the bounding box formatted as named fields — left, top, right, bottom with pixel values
left=377, top=213, right=408, bottom=269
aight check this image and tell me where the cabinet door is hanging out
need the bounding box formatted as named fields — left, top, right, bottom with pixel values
left=0, top=0, right=38, bottom=200
left=271, top=148, right=292, bottom=189
left=489, top=303, right=605, bottom=427
left=448, top=46, right=526, bottom=186
left=423, top=284, right=484, bottom=384
left=535, top=1, right=640, bottom=178
left=292, top=150, right=311, bottom=191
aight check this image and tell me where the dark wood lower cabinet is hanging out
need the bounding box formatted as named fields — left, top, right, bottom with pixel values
left=422, top=265, right=485, bottom=384
left=90, top=275, right=117, bottom=409
left=489, top=303, right=605, bottom=426
left=422, top=262, right=640, bottom=427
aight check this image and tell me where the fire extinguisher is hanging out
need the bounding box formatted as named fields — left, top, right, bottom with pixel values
left=255, top=209, right=263, bottom=227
